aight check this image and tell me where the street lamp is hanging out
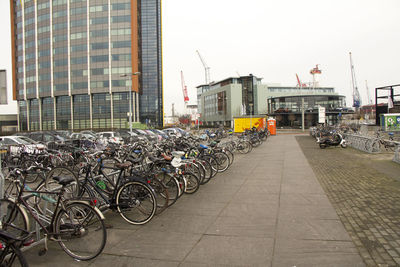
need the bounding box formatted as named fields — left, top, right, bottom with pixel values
left=121, top=72, right=140, bottom=134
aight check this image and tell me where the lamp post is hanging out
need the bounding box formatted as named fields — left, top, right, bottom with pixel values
left=121, top=72, right=140, bottom=134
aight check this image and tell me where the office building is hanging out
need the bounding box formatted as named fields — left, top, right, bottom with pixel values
left=198, top=74, right=349, bottom=127
left=10, top=0, right=163, bottom=131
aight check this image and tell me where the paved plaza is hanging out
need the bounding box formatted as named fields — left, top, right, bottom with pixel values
left=22, top=133, right=400, bottom=266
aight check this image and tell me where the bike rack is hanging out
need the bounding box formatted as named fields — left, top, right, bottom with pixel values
left=343, top=134, right=380, bottom=153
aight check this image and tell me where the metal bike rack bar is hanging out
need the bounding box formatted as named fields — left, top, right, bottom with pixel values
left=393, top=145, right=400, bottom=164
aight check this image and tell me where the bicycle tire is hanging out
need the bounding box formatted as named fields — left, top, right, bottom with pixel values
left=0, top=234, right=29, bottom=267
left=157, top=172, right=179, bottom=207
left=54, top=201, right=106, bottom=261
left=183, top=172, right=200, bottom=194
left=214, top=152, right=230, bottom=173
left=225, top=149, right=234, bottom=166
left=149, top=177, right=169, bottom=215
left=45, top=167, right=80, bottom=197
left=198, top=159, right=212, bottom=185
left=201, top=155, right=218, bottom=178
left=116, top=181, right=157, bottom=225
left=0, top=198, right=30, bottom=238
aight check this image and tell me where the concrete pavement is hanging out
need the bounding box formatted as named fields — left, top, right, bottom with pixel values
left=25, top=134, right=365, bottom=266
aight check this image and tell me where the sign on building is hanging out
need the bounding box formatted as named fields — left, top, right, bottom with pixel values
left=318, top=106, right=326, bottom=124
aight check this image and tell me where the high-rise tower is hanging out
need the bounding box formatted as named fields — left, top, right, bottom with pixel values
left=10, top=0, right=163, bottom=131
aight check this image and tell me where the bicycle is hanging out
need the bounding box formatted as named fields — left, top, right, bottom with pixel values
left=0, top=230, right=29, bottom=267
left=78, top=156, right=157, bottom=225
left=0, top=167, right=107, bottom=261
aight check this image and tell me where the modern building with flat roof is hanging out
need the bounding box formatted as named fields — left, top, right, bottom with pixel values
left=10, top=0, right=163, bottom=131
left=198, top=74, right=348, bottom=127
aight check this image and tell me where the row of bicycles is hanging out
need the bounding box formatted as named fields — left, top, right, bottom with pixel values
left=0, top=127, right=269, bottom=266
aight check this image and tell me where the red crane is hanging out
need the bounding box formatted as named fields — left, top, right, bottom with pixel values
left=296, top=74, right=308, bottom=88
left=181, top=71, right=189, bottom=105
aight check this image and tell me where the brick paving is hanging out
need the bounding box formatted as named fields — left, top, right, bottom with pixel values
left=297, top=135, right=400, bottom=267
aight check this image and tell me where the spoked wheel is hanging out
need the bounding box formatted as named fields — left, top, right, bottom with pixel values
left=214, top=152, right=230, bottom=173
left=0, top=234, right=28, bottom=267
left=183, top=172, right=200, bottom=194
left=148, top=178, right=169, bottom=215
left=157, top=172, right=179, bottom=207
left=116, top=181, right=157, bottom=225
left=54, top=202, right=106, bottom=261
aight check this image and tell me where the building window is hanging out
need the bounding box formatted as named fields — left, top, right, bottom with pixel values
left=90, top=55, right=109, bottom=63
left=29, top=99, right=40, bottom=131
left=56, top=96, right=71, bottom=129
left=42, top=97, right=54, bottom=130
left=73, top=94, right=90, bottom=129
left=113, top=92, right=129, bottom=128
left=92, top=93, right=111, bottom=129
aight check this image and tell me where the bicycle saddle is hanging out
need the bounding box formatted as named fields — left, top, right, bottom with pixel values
left=52, top=176, right=76, bottom=186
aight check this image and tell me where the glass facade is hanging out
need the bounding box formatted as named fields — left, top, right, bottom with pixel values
left=113, top=92, right=129, bottom=129
left=92, top=93, right=111, bottom=129
left=269, top=95, right=346, bottom=114
left=42, top=97, right=54, bottom=130
left=29, top=99, right=40, bottom=131
left=73, top=94, right=90, bottom=129
left=139, top=0, right=163, bottom=126
left=56, top=96, right=71, bottom=130
left=12, top=0, right=163, bottom=131
left=268, top=95, right=346, bottom=127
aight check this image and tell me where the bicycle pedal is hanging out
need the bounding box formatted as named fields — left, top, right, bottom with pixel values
left=38, top=248, right=47, bottom=256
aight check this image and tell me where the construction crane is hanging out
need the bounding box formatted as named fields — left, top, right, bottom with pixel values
left=181, top=71, right=189, bottom=113
left=196, top=50, right=211, bottom=85
left=349, top=52, right=361, bottom=108
left=296, top=74, right=308, bottom=88
left=365, top=80, right=372, bottom=105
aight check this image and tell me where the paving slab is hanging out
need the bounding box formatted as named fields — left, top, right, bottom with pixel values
left=183, top=235, right=274, bottom=266
left=21, top=134, right=366, bottom=266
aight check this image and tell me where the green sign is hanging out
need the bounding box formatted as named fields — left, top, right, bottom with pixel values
left=381, top=114, right=400, bottom=131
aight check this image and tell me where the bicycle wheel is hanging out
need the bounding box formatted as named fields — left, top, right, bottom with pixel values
left=198, top=159, right=212, bottom=185
left=185, top=163, right=202, bottom=184
left=214, top=152, right=230, bottom=173
left=149, top=177, right=169, bottom=215
left=157, top=172, right=179, bottom=207
left=20, top=159, right=40, bottom=183
left=45, top=167, right=80, bottom=197
left=202, top=155, right=218, bottom=178
left=0, top=198, right=30, bottom=238
left=224, top=149, right=234, bottom=166
left=54, top=201, right=106, bottom=261
left=116, top=181, right=156, bottom=225
left=0, top=234, right=28, bottom=267
left=183, top=172, right=200, bottom=194
left=237, top=141, right=251, bottom=154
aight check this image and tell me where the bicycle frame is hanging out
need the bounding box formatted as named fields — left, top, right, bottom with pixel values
left=79, top=162, right=125, bottom=210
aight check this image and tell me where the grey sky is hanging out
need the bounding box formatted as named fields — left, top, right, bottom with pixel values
left=1, top=0, right=399, bottom=116
left=163, top=0, right=400, bottom=114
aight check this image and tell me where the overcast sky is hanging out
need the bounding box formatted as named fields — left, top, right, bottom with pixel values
left=1, top=0, right=399, bottom=115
